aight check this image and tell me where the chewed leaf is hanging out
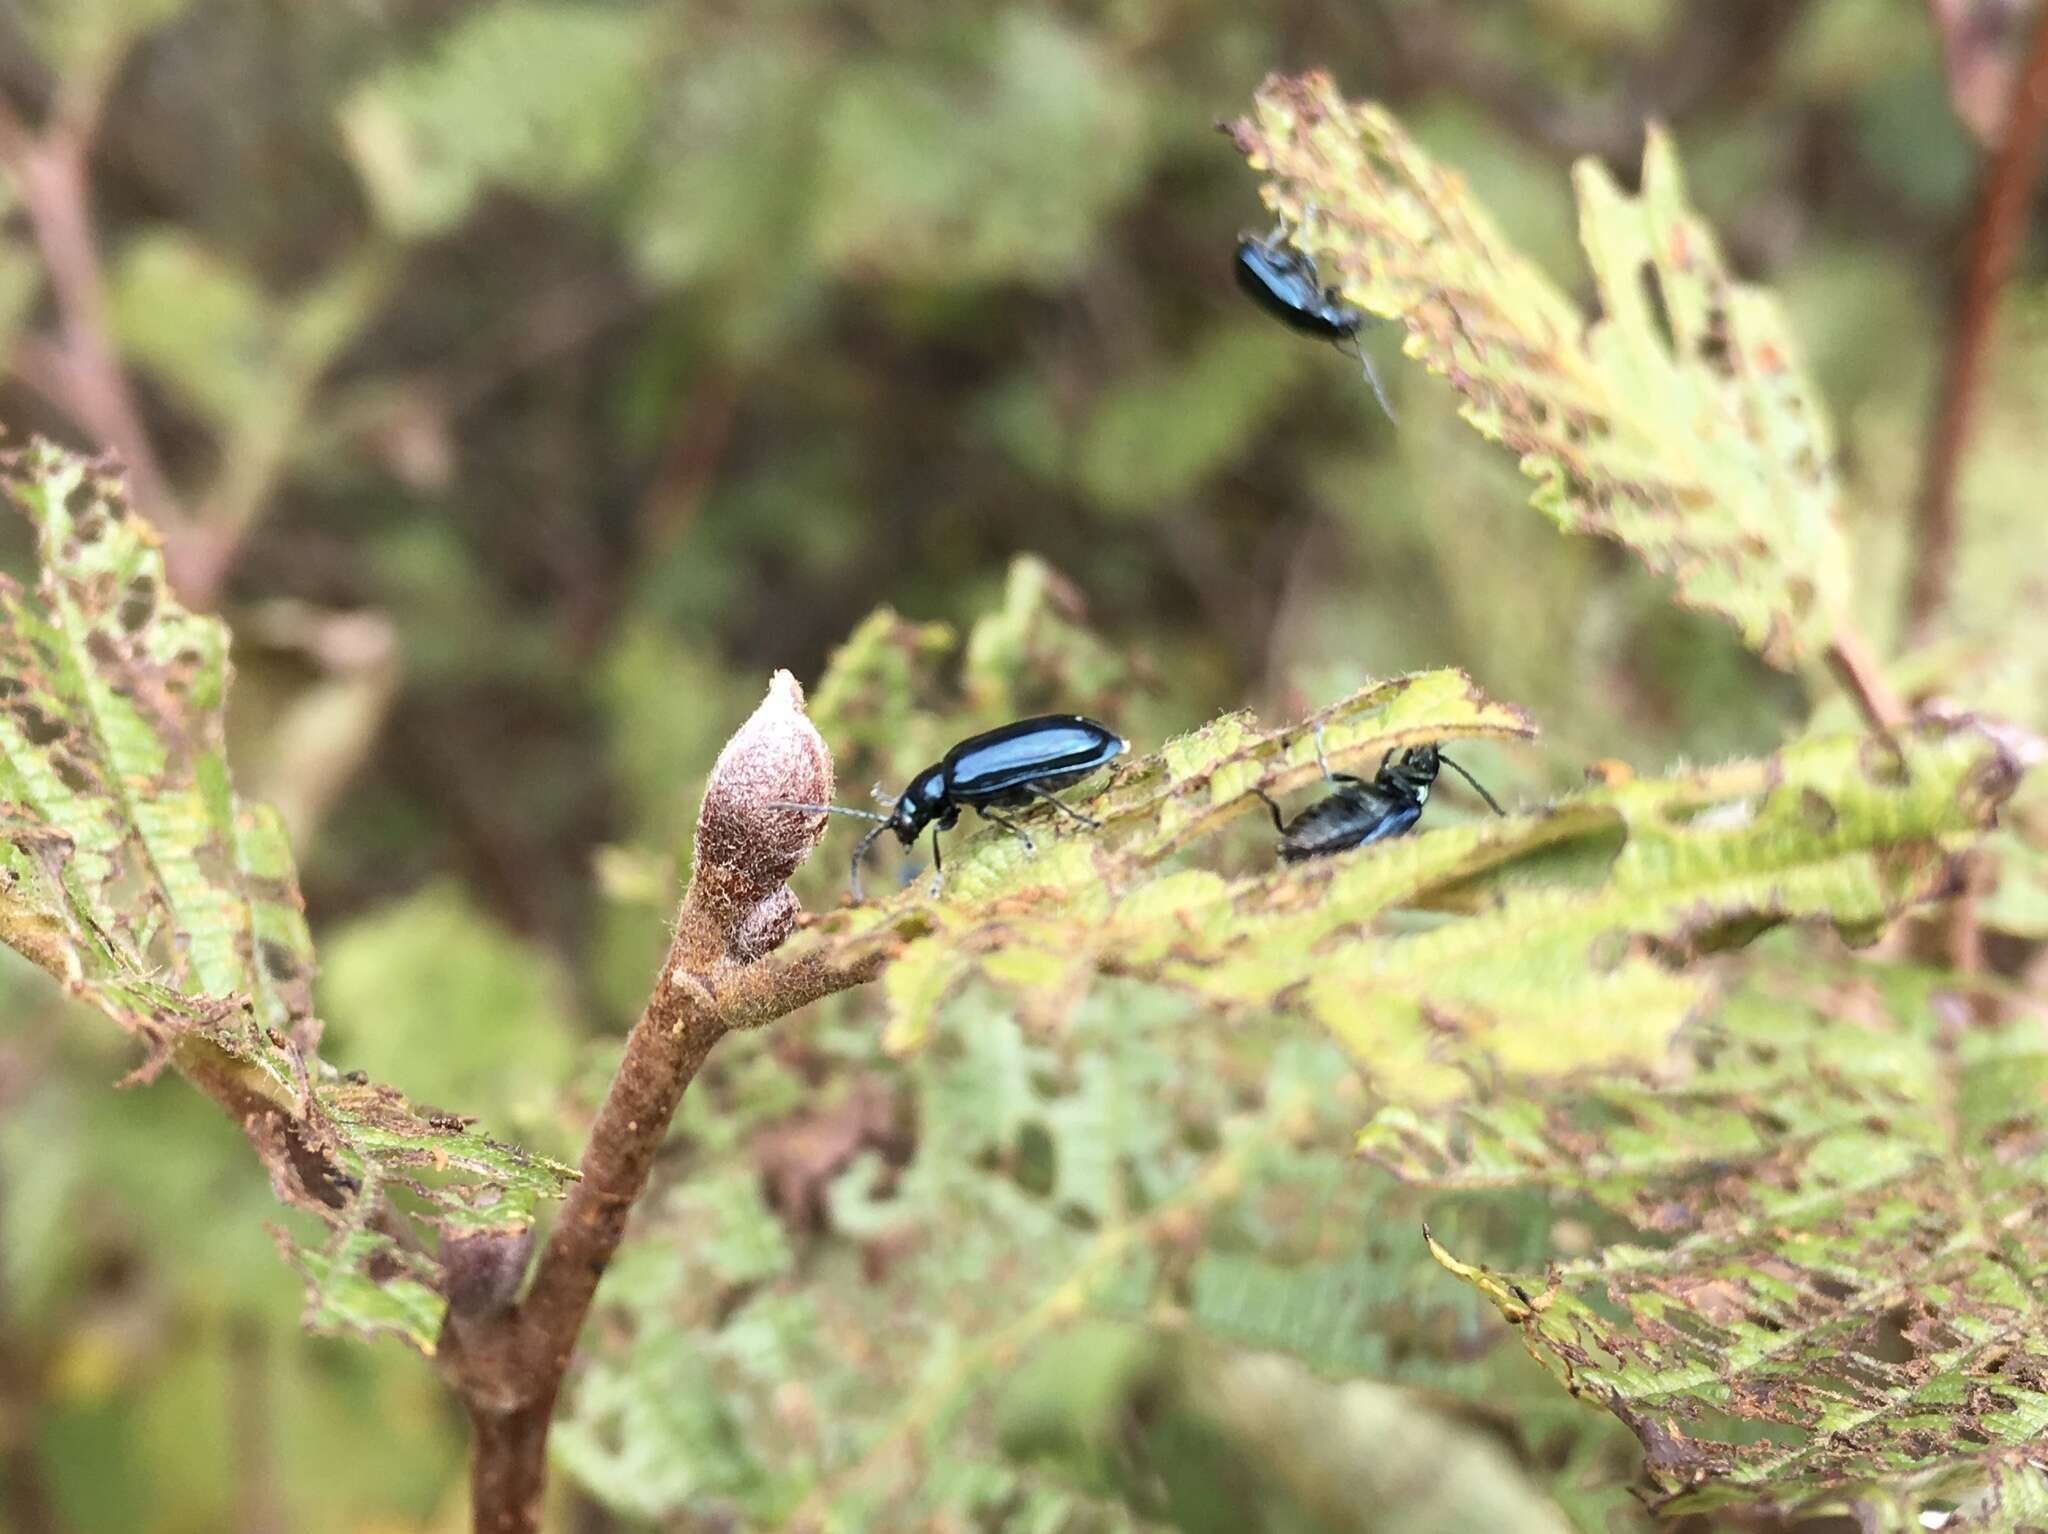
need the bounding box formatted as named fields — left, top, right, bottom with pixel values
left=0, top=440, right=574, bottom=1352
left=1394, top=965, right=2048, bottom=1524
left=796, top=665, right=1531, bottom=927
left=1293, top=721, right=2013, bottom=1101
left=1228, top=74, right=1851, bottom=668
left=1114, top=668, right=1534, bottom=862
left=789, top=638, right=2014, bottom=1109
left=959, top=555, right=1128, bottom=723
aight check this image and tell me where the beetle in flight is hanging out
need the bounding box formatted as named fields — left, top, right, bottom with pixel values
left=1250, top=725, right=1503, bottom=862
left=778, top=714, right=1126, bottom=898
left=1234, top=227, right=1396, bottom=422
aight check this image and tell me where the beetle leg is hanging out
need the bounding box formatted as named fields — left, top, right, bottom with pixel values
left=851, top=822, right=889, bottom=903
left=979, top=807, right=1036, bottom=855
left=1021, top=783, right=1101, bottom=829
left=1318, top=725, right=1368, bottom=782
left=1248, top=786, right=1288, bottom=836
left=1308, top=722, right=1372, bottom=790
left=926, top=825, right=945, bottom=897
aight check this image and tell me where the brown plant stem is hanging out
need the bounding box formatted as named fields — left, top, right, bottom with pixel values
left=0, top=85, right=185, bottom=544
left=1825, top=629, right=1909, bottom=733
left=0, top=62, right=358, bottom=608
left=0, top=1156, right=59, bottom=1534
left=1906, top=0, right=2048, bottom=648
left=444, top=915, right=885, bottom=1533
left=228, top=1316, right=287, bottom=1534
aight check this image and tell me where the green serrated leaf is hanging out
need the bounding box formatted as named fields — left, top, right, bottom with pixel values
left=1403, top=963, right=2048, bottom=1527
left=882, top=931, right=975, bottom=1054
left=1117, top=667, right=1537, bottom=863
left=807, top=604, right=958, bottom=778
left=282, top=1209, right=445, bottom=1351
left=0, top=441, right=573, bottom=1353
left=959, top=555, right=1129, bottom=723
left=787, top=702, right=2015, bottom=1115
left=1231, top=74, right=1852, bottom=668
left=1285, top=722, right=2013, bottom=1102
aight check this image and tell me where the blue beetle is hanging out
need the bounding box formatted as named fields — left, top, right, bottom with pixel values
left=780, top=714, right=1127, bottom=898
left=1234, top=229, right=1396, bottom=422
left=1250, top=726, right=1502, bottom=863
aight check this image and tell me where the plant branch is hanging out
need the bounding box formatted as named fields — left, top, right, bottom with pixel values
left=1826, top=629, right=1910, bottom=733
left=520, top=938, right=885, bottom=1372
left=0, top=86, right=184, bottom=541
left=1905, top=0, right=2048, bottom=648
left=0, top=1152, right=59, bottom=1534
left=436, top=671, right=872, bottom=1533
left=445, top=923, right=885, bottom=1532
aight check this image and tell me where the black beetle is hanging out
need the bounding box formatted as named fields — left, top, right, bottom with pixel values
left=1250, top=726, right=1503, bottom=863
left=778, top=714, right=1127, bottom=898
left=1234, top=228, right=1396, bottom=422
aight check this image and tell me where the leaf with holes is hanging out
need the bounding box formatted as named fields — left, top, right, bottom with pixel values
left=781, top=619, right=2014, bottom=1107
left=1228, top=73, right=1852, bottom=668
left=0, top=440, right=574, bottom=1352
left=1380, top=963, right=2048, bottom=1527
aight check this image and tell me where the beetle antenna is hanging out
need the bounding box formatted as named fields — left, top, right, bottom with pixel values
left=769, top=800, right=890, bottom=824
left=1436, top=755, right=1505, bottom=816
left=1341, top=336, right=1398, bottom=424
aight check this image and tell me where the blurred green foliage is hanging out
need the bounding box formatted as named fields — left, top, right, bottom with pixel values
left=0, top=0, right=2043, bottom=1530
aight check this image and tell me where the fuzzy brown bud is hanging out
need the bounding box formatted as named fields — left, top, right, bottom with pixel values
left=440, top=1223, right=534, bottom=1319
left=687, top=670, right=834, bottom=965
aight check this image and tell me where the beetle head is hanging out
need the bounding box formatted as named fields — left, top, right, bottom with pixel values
left=1382, top=745, right=1442, bottom=796
left=892, top=765, right=951, bottom=842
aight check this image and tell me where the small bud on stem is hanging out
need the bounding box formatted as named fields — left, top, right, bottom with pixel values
left=441, top=1224, right=535, bottom=1320
left=454, top=671, right=873, bottom=1533
left=683, top=670, right=834, bottom=969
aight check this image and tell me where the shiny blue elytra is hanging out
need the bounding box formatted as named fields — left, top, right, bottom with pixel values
left=1233, top=231, right=1397, bottom=421
left=1234, top=233, right=1364, bottom=341
left=1250, top=731, right=1503, bottom=863
left=779, top=714, right=1127, bottom=898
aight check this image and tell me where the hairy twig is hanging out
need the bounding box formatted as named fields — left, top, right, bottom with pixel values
left=436, top=673, right=884, bottom=1533
left=1906, top=0, right=2048, bottom=647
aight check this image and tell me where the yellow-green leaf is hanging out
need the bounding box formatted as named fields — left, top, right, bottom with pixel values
left=1397, top=963, right=2048, bottom=1525
left=0, top=441, right=574, bottom=1352
left=1230, top=74, right=1852, bottom=668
